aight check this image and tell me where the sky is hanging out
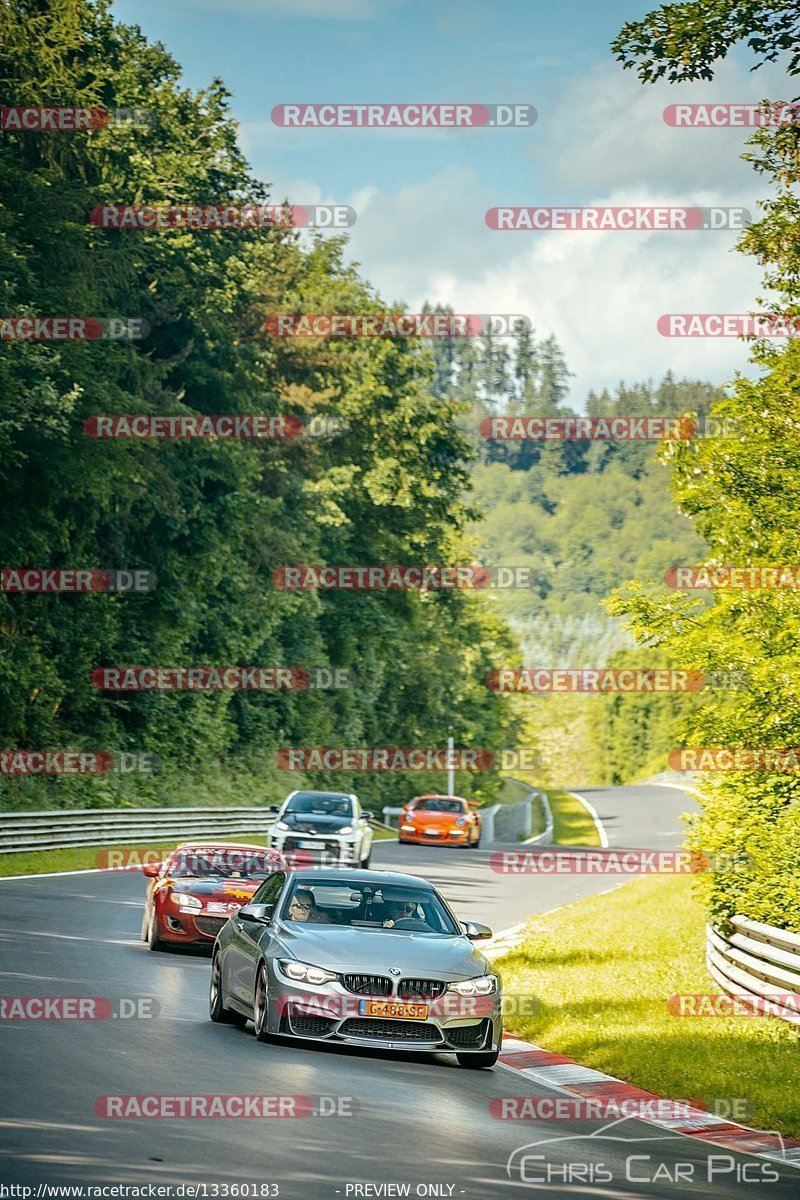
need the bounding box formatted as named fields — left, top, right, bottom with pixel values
left=112, top=0, right=789, bottom=402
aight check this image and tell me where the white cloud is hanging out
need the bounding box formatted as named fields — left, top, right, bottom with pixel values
left=236, top=50, right=783, bottom=398
left=548, top=56, right=790, bottom=194
left=416, top=192, right=766, bottom=397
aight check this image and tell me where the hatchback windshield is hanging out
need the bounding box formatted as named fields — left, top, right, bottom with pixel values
left=285, top=792, right=354, bottom=817
left=281, top=879, right=460, bottom=935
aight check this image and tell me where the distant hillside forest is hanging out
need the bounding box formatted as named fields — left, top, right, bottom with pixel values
left=425, top=326, right=718, bottom=786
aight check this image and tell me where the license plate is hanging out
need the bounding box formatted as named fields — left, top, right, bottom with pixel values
left=424, top=828, right=440, bottom=835
left=358, top=999, right=429, bottom=1020
left=297, top=840, right=325, bottom=849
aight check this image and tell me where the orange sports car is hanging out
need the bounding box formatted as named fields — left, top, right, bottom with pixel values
left=398, top=795, right=481, bottom=848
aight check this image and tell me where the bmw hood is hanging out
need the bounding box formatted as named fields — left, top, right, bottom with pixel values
left=274, top=924, right=491, bottom=981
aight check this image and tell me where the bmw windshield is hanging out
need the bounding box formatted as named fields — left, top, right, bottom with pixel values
left=280, top=879, right=460, bottom=934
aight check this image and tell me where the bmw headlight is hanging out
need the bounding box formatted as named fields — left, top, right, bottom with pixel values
left=448, top=975, right=498, bottom=996
left=279, top=960, right=339, bottom=985
left=174, top=893, right=201, bottom=910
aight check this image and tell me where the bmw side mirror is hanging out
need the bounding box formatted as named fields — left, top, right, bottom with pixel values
left=239, top=904, right=272, bottom=925
left=462, top=921, right=492, bottom=940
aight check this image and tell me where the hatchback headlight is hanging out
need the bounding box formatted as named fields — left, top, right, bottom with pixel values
left=274, top=820, right=290, bottom=831
left=455, top=817, right=468, bottom=827
left=338, top=825, right=354, bottom=835
left=279, top=960, right=339, bottom=985
left=448, top=975, right=498, bottom=996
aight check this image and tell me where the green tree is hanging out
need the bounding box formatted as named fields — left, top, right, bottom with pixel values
left=609, top=0, right=800, bottom=930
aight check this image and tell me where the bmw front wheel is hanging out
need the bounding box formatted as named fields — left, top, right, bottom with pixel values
left=210, top=951, right=247, bottom=1026
left=253, top=962, right=272, bottom=1042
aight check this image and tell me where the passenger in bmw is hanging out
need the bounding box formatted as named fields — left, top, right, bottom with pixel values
left=287, top=888, right=330, bottom=923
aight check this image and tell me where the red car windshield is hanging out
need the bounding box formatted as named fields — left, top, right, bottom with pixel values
left=168, top=849, right=275, bottom=880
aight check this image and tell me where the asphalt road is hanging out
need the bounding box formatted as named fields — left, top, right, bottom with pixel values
left=1, top=784, right=796, bottom=1198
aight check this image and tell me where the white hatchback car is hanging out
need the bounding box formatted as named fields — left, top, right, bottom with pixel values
left=268, top=790, right=374, bottom=868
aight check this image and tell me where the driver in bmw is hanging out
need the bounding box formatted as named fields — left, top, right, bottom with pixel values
left=382, top=895, right=417, bottom=927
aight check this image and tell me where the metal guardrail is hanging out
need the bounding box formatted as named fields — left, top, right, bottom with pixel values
left=707, top=915, right=800, bottom=1026
left=498, top=779, right=553, bottom=845
left=0, top=804, right=395, bottom=854
left=0, top=807, right=277, bottom=853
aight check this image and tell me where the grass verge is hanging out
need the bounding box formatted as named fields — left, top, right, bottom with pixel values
left=0, top=825, right=396, bottom=878
left=546, top=789, right=601, bottom=845
left=496, top=872, right=800, bottom=1138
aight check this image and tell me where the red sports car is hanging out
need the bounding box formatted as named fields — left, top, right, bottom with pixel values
left=141, top=841, right=281, bottom=951
left=398, top=795, right=482, bottom=848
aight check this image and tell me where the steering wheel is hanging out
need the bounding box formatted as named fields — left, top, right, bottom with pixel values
left=388, top=917, right=431, bottom=931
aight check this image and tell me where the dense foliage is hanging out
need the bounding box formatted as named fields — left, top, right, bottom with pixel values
left=611, top=0, right=800, bottom=929
left=0, top=0, right=520, bottom=812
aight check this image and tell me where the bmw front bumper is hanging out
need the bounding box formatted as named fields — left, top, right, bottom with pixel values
left=264, top=965, right=502, bottom=1054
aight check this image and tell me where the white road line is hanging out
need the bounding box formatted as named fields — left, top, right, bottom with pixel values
left=566, top=791, right=609, bottom=847
left=0, top=867, right=109, bottom=883
left=1, top=930, right=142, bottom=946
left=650, top=781, right=701, bottom=797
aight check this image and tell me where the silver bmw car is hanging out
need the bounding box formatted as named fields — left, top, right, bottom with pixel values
left=209, top=868, right=502, bottom=1067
